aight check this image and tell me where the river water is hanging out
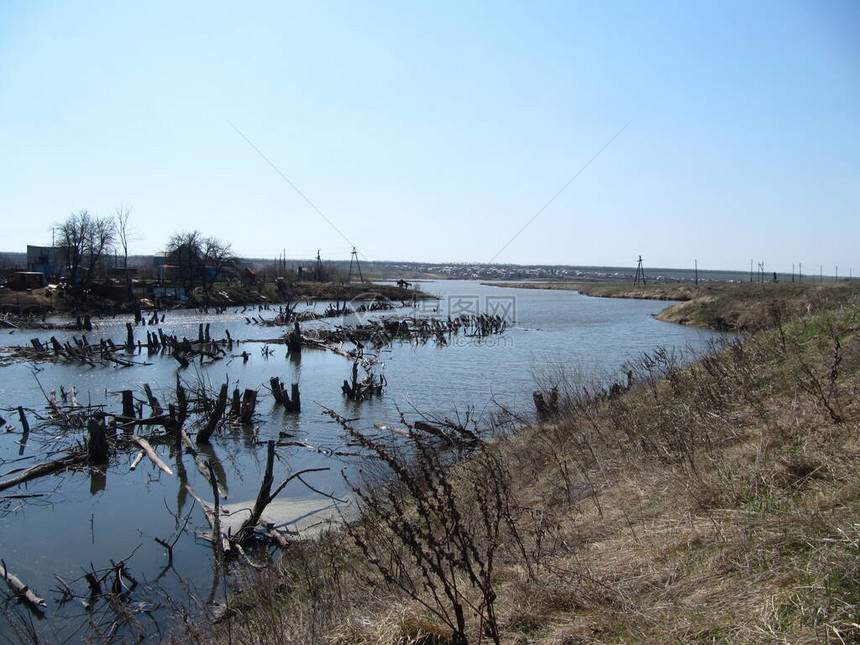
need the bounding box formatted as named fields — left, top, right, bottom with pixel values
left=0, top=280, right=724, bottom=640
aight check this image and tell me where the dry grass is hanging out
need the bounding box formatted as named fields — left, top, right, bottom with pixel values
left=180, top=296, right=860, bottom=644
left=654, top=281, right=860, bottom=331
left=488, top=280, right=860, bottom=332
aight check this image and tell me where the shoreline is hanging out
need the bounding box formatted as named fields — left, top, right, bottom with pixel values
left=483, top=280, right=860, bottom=332
left=0, top=280, right=433, bottom=324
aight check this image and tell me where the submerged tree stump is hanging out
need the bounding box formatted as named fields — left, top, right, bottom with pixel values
left=270, top=377, right=301, bottom=412
left=121, top=390, right=135, bottom=419
left=17, top=406, right=30, bottom=435
left=198, top=383, right=228, bottom=444
left=230, top=387, right=241, bottom=418
left=143, top=383, right=163, bottom=416
left=533, top=388, right=559, bottom=421
left=239, top=388, right=258, bottom=424
left=174, top=378, right=188, bottom=429
left=290, top=383, right=301, bottom=413
left=287, top=322, right=302, bottom=354
left=87, top=416, right=109, bottom=463
left=270, top=377, right=286, bottom=405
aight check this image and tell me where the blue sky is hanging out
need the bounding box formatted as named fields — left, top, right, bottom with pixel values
left=1, top=1, right=857, bottom=273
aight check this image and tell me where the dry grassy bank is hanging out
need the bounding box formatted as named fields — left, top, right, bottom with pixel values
left=488, top=280, right=860, bottom=332
left=179, top=290, right=860, bottom=645
left=482, top=280, right=706, bottom=301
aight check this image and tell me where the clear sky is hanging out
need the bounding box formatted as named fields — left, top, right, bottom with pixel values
left=1, top=1, right=858, bottom=274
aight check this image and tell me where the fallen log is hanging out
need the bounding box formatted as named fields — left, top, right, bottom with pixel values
left=0, top=453, right=88, bottom=493
left=179, top=427, right=227, bottom=498
left=129, top=450, right=145, bottom=471
left=182, top=482, right=232, bottom=554
left=373, top=421, right=411, bottom=437
left=0, top=560, right=46, bottom=611
left=129, top=435, right=173, bottom=476
left=413, top=420, right=452, bottom=441
left=207, top=461, right=227, bottom=564
left=113, top=414, right=173, bottom=430
left=105, top=354, right=137, bottom=367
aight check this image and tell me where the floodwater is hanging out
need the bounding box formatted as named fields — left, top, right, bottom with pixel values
left=0, top=280, right=725, bottom=641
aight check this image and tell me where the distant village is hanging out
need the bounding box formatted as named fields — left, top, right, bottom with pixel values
left=0, top=245, right=747, bottom=296
left=0, top=209, right=752, bottom=303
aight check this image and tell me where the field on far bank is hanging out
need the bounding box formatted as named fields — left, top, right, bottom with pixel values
left=483, top=280, right=706, bottom=300
left=487, top=280, right=860, bottom=332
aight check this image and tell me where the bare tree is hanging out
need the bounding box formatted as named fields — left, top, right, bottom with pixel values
left=56, top=210, right=116, bottom=288
left=200, top=236, right=234, bottom=297
left=165, top=230, right=204, bottom=291
left=164, top=231, right=234, bottom=299
left=114, top=204, right=136, bottom=302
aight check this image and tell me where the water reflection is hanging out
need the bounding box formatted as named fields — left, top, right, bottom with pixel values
left=89, top=464, right=107, bottom=495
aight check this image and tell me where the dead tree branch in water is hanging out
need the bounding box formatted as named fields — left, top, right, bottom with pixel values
left=0, top=559, right=47, bottom=612
left=231, top=440, right=329, bottom=545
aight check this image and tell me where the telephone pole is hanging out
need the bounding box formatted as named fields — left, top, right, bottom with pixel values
left=633, top=255, right=646, bottom=287
left=347, top=247, right=364, bottom=283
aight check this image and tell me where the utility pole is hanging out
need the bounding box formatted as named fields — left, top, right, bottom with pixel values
left=750, top=259, right=753, bottom=283
left=799, top=262, right=802, bottom=283
left=633, top=255, right=646, bottom=287
left=347, top=247, right=364, bottom=283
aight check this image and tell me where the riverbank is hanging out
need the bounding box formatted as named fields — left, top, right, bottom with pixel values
left=486, top=280, right=860, bottom=331
left=179, top=285, right=860, bottom=644
left=482, top=280, right=707, bottom=300
left=0, top=280, right=429, bottom=321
